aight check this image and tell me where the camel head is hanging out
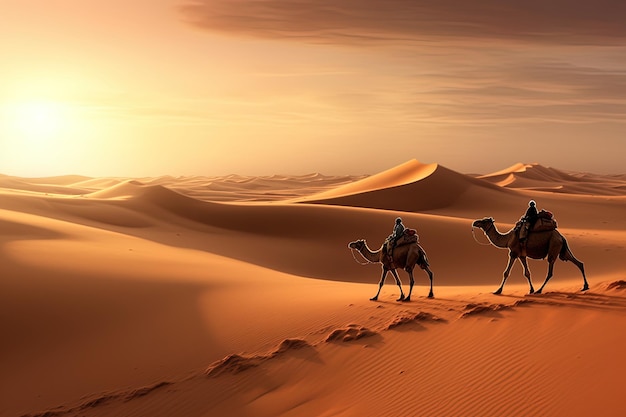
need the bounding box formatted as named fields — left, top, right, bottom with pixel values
left=472, top=217, right=495, bottom=230
left=348, top=239, right=366, bottom=251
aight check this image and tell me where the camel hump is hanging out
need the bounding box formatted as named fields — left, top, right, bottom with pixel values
left=396, top=232, right=419, bottom=246
left=532, top=217, right=558, bottom=232
left=516, top=210, right=558, bottom=235
left=537, top=209, right=553, bottom=219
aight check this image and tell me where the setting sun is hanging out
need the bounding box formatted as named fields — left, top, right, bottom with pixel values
left=0, top=98, right=101, bottom=176
left=5, top=99, right=68, bottom=145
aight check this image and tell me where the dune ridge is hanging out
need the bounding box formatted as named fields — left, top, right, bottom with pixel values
left=20, top=381, right=174, bottom=417
left=296, top=159, right=517, bottom=212
left=205, top=338, right=313, bottom=377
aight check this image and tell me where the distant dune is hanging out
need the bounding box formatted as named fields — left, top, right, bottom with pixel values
left=2, top=160, right=626, bottom=417
left=478, top=162, right=626, bottom=195
left=296, top=159, right=521, bottom=213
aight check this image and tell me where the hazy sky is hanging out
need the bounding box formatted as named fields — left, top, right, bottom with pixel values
left=1, top=0, right=626, bottom=177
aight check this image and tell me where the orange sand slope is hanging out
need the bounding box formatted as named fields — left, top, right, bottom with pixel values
left=1, top=160, right=626, bottom=417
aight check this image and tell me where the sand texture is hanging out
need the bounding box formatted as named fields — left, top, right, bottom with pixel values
left=2, top=160, right=626, bottom=417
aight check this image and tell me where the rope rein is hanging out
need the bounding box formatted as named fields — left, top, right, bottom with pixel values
left=471, top=224, right=494, bottom=246
left=350, top=247, right=374, bottom=265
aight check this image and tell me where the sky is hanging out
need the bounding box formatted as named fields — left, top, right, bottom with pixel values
left=1, top=0, right=626, bottom=177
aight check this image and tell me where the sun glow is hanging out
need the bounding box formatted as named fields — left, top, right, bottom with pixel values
left=0, top=98, right=99, bottom=176
left=3, top=99, right=69, bottom=146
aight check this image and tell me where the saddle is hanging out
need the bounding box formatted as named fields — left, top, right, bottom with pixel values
left=534, top=209, right=558, bottom=231
left=384, top=229, right=419, bottom=255
left=396, top=229, right=419, bottom=246
left=516, top=209, right=558, bottom=240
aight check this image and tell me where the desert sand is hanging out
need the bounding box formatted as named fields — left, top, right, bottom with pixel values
left=2, top=159, right=626, bottom=417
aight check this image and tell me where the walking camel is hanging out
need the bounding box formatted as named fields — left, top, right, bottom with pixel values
left=472, top=217, right=589, bottom=295
left=348, top=239, right=434, bottom=301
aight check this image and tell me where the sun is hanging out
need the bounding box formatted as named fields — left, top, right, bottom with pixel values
left=6, top=99, right=69, bottom=145
left=1, top=99, right=79, bottom=173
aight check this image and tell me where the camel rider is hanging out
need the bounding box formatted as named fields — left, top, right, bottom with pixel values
left=389, top=217, right=405, bottom=255
left=520, top=200, right=538, bottom=243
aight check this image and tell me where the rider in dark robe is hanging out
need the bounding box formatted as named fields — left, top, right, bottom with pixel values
left=387, top=217, right=405, bottom=256
left=520, top=200, right=538, bottom=242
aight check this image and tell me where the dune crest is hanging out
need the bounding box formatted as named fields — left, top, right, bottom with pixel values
left=298, top=159, right=513, bottom=212
left=299, top=159, right=438, bottom=200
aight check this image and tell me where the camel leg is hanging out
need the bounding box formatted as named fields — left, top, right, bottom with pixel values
left=519, top=256, right=535, bottom=294
left=403, top=268, right=415, bottom=302
left=390, top=269, right=405, bottom=301
left=425, top=267, right=434, bottom=298
left=536, top=258, right=556, bottom=294
left=563, top=251, right=589, bottom=291
left=494, top=254, right=517, bottom=295
left=370, top=268, right=389, bottom=301
left=404, top=265, right=435, bottom=302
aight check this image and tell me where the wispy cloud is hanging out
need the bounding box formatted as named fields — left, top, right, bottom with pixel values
left=176, top=0, right=626, bottom=147
left=179, top=0, right=626, bottom=46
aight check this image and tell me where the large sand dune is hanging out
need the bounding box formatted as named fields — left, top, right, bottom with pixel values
left=2, top=160, right=626, bottom=417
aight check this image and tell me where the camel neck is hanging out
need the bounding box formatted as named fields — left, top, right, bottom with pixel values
left=484, top=223, right=512, bottom=248
left=359, top=243, right=382, bottom=263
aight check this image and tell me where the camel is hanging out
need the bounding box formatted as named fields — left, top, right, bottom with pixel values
left=472, top=217, right=589, bottom=295
left=348, top=239, right=434, bottom=301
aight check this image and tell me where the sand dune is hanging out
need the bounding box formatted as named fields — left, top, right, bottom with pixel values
left=0, top=175, right=91, bottom=196
left=149, top=173, right=365, bottom=202
left=300, top=160, right=440, bottom=198
left=478, top=162, right=626, bottom=195
left=297, top=159, right=521, bottom=214
left=2, top=161, right=626, bottom=417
